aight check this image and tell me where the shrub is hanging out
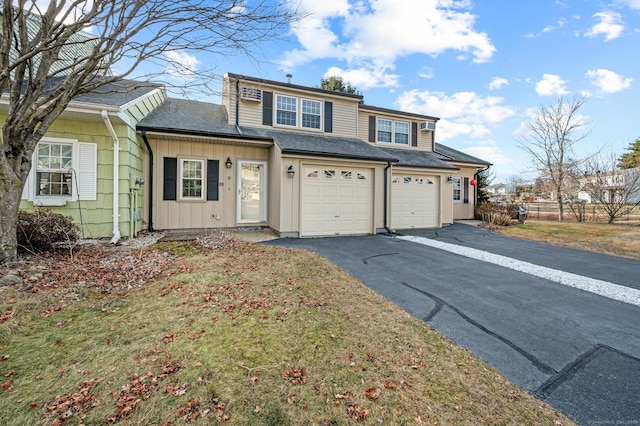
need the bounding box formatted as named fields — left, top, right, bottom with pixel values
left=17, top=209, right=79, bottom=254
left=475, top=202, right=517, bottom=227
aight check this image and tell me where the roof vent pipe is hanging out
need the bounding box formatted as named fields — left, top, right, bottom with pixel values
left=286, top=73, right=292, bottom=84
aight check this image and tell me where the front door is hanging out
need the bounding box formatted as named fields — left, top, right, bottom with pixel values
left=237, top=161, right=267, bottom=223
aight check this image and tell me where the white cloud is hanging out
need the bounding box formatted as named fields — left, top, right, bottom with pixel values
left=164, top=51, right=200, bottom=79
left=543, top=18, right=567, bottom=33
left=535, top=74, right=569, bottom=96
left=585, top=11, right=624, bottom=41
left=460, top=143, right=512, bottom=168
left=618, top=0, right=640, bottom=10
left=396, top=90, right=516, bottom=141
left=281, top=0, right=495, bottom=85
left=586, top=68, right=633, bottom=93
left=489, top=77, right=508, bottom=90
left=324, top=64, right=399, bottom=89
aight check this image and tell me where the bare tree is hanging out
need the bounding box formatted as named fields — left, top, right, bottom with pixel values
left=517, top=95, right=590, bottom=221
left=0, top=0, right=299, bottom=264
left=581, top=152, right=640, bottom=223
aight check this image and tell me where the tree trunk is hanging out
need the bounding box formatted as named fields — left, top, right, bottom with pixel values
left=557, top=195, right=564, bottom=221
left=0, top=157, right=23, bottom=264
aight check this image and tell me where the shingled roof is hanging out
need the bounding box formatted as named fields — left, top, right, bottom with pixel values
left=435, top=143, right=492, bottom=166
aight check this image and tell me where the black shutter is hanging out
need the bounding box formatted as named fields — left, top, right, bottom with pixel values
left=463, top=177, right=469, bottom=204
left=163, top=157, right=177, bottom=200
left=411, top=122, right=418, bottom=147
left=206, top=160, right=219, bottom=201
left=324, top=101, right=333, bottom=133
left=262, top=91, right=273, bottom=126
left=368, top=116, right=376, bottom=142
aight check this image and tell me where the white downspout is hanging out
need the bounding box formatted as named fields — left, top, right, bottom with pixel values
left=102, top=110, right=121, bottom=244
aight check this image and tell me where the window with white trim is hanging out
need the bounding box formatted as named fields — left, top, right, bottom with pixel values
left=377, top=118, right=410, bottom=144
left=276, top=95, right=297, bottom=127
left=301, top=99, right=321, bottom=129
left=22, top=137, right=97, bottom=205
left=36, top=142, right=73, bottom=196
left=453, top=177, right=462, bottom=202
left=180, top=159, right=204, bottom=200
left=275, top=94, right=323, bottom=130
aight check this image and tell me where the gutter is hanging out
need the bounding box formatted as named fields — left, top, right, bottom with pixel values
left=102, top=110, right=121, bottom=244
left=383, top=162, right=395, bottom=234
left=141, top=130, right=154, bottom=232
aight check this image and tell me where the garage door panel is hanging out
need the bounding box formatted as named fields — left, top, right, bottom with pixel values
left=301, top=166, right=373, bottom=237
left=391, top=174, right=439, bottom=229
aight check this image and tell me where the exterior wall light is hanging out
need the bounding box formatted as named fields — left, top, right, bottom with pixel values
left=447, top=176, right=453, bottom=183
left=287, top=165, right=295, bottom=178
left=225, top=157, right=232, bottom=168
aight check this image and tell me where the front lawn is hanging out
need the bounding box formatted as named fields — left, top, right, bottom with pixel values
left=0, top=239, right=574, bottom=425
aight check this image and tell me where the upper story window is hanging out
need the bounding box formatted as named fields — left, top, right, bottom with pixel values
left=275, top=94, right=322, bottom=130
left=36, top=142, right=73, bottom=196
left=301, top=99, right=321, bottom=129
left=453, top=177, right=462, bottom=202
left=377, top=118, right=409, bottom=144
left=276, top=95, right=297, bottom=127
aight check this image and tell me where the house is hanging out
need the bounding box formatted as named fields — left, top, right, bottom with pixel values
left=13, top=80, right=166, bottom=242
left=14, top=72, right=491, bottom=240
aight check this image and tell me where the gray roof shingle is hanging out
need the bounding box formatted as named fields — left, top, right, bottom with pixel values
left=378, top=147, right=458, bottom=170
left=244, top=128, right=399, bottom=163
left=434, top=143, right=492, bottom=166
left=137, top=98, right=240, bottom=135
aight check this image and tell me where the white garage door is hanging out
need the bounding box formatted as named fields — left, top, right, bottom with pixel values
left=391, top=174, right=439, bottom=229
left=301, top=166, right=373, bottom=237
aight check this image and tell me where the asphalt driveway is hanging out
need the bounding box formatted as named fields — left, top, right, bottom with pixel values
left=265, top=223, right=640, bottom=425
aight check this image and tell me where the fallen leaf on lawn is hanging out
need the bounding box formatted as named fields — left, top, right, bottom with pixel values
left=383, top=381, right=397, bottom=389
left=364, top=387, right=380, bottom=400
left=0, top=355, right=9, bottom=361
left=4, top=370, right=17, bottom=377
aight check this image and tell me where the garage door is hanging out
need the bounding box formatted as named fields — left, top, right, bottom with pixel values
left=391, top=174, right=439, bottom=229
left=301, top=166, right=373, bottom=237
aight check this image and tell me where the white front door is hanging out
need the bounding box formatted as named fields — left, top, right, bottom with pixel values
left=237, top=161, right=267, bottom=223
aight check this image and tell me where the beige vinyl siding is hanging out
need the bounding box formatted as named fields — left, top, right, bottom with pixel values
left=452, top=166, right=479, bottom=220
left=150, top=138, right=269, bottom=230
left=224, top=78, right=360, bottom=137
left=357, top=110, right=435, bottom=151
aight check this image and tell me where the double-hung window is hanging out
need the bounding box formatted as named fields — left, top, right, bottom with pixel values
left=36, top=142, right=73, bottom=196
left=453, top=177, right=462, bottom=202
left=377, top=118, right=409, bottom=144
left=180, top=159, right=204, bottom=200
left=301, top=99, right=321, bottom=129
left=22, top=137, right=97, bottom=205
left=377, top=119, right=393, bottom=142
left=276, top=95, right=297, bottom=127
left=275, top=94, right=322, bottom=130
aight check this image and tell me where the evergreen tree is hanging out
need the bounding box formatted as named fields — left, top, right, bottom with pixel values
left=618, top=138, right=640, bottom=169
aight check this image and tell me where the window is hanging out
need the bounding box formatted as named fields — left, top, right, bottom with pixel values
left=180, top=159, right=204, bottom=200
left=22, top=138, right=97, bottom=205
left=276, top=95, right=297, bottom=126
left=453, top=177, right=462, bottom=202
left=36, top=142, right=73, bottom=196
left=394, top=121, right=409, bottom=145
left=302, top=99, right=321, bottom=129
left=377, top=119, right=392, bottom=142
left=377, top=119, right=410, bottom=144
left=275, top=95, right=323, bottom=130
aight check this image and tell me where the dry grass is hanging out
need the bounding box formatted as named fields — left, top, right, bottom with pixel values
left=494, top=220, right=640, bottom=259
left=0, top=242, right=575, bottom=425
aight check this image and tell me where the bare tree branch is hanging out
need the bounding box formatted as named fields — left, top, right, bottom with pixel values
left=517, top=95, right=590, bottom=221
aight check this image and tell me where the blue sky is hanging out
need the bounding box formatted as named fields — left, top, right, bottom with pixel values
left=163, top=0, right=640, bottom=182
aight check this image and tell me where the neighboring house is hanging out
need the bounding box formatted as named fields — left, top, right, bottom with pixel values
left=11, top=80, right=166, bottom=242
left=577, top=168, right=640, bottom=205
left=12, top=72, right=491, bottom=240
left=137, top=73, right=490, bottom=238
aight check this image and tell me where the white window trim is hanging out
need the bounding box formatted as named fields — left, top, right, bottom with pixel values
left=453, top=177, right=462, bottom=203
left=376, top=118, right=410, bottom=145
left=23, top=137, right=97, bottom=206
left=300, top=98, right=322, bottom=130
left=274, top=94, right=323, bottom=131
left=179, top=158, right=205, bottom=201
